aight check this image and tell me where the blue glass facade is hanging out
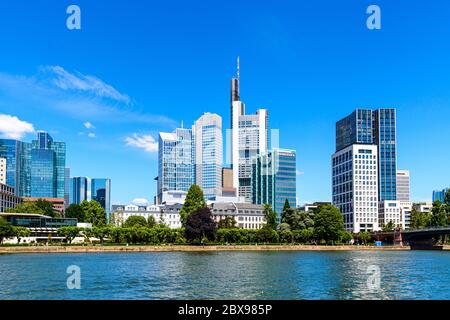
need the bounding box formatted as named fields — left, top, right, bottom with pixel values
left=91, top=178, right=111, bottom=219
left=30, top=148, right=55, bottom=198
left=70, top=177, right=88, bottom=205
left=158, top=129, right=195, bottom=203
left=30, top=132, right=66, bottom=198
left=433, top=189, right=449, bottom=203
left=373, top=109, right=397, bottom=201
left=335, top=108, right=397, bottom=201
left=252, top=149, right=297, bottom=218
left=0, top=139, right=31, bottom=196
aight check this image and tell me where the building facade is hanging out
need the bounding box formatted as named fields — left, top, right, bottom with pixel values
left=0, top=157, right=6, bottom=185
left=335, top=108, right=397, bottom=202
left=70, top=177, right=88, bottom=205
left=332, top=144, right=379, bottom=233
left=396, top=170, right=410, bottom=201
left=252, top=148, right=297, bottom=217
left=0, top=183, right=22, bottom=213
left=0, top=139, right=31, bottom=197
left=432, top=188, right=449, bottom=203
left=157, top=129, right=195, bottom=203
left=193, top=113, right=223, bottom=200
left=91, top=178, right=111, bottom=219
left=230, top=60, right=268, bottom=203
left=30, top=131, right=66, bottom=199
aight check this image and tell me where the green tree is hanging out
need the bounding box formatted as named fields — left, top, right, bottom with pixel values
left=0, top=217, right=14, bottom=244
left=313, top=205, right=344, bottom=243
left=180, top=185, right=206, bottom=226
left=80, top=200, right=107, bottom=227
left=340, top=230, right=353, bottom=244
left=91, top=227, right=110, bottom=245
left=430, top=200, right=448, bottom=228
left=263, top=204, right=277, bottom=230
left=185, top=207, right=216, bottom=243
left=13, top=227, right=30, bottom=243
left=278, top=223, right=291, bottom=232
left=147, top=216, right=157, bottom=228
left=123, top=215, right=148, bottom=228
left=6, top=202, right=44, bottom=215
left=281, top=199, right=296, bottom=227
left=217, top=216, right=237, bottom=229
left=382, top=221, right=395, bottom=232
left=290, top=210, right=315, bottom=230
left=65, top=204, right=85, bottom=221
left=257, top=225, right=279, bottom=243
left=359, top=231, right=372, bottom=245
left=410, top=208, right=431, bottom=229
left=58, top=227, right=81, bottom=244
left=35, top=199, right=58, bottom=217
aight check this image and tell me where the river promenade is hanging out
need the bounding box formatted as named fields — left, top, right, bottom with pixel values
left=0, top=244, right=426, bottom=254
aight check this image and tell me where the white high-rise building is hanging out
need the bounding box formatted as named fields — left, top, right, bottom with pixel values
left=230, top=58, right=268, bottom=202
left=193, top=113, right=223, bottom=200
left=396, top=170, right=410, bottom=201
left=332, top=144, right=379, bottom=233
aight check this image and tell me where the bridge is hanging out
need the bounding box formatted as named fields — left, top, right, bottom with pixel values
left=369, top=227, right=450, bottom=250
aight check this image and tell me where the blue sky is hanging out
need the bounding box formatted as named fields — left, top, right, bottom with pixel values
left=0, top=0, right=449, bottom=205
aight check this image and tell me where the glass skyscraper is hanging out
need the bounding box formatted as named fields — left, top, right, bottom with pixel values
left=157, top=128, right=194, bottom=203
left=193, top=113, right=223, bottom=200
left=335, top=108, right=397, bottom=201
left=91, top=178, right=111, bottom=219
left=0, top=139, right=31, bottom=197
left=70, top=177, right=88, bottom=205
left=252, top=148, right=297, bottom=218
left=30, top=131, right=66, bottom=198
left=433, top=189, right=449, bottom=203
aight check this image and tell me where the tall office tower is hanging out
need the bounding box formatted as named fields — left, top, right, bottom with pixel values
left=252, top=149, right=297, bottom=217
left=91, top=178, right=111, bottom=219
left=230, top=59, right=268, bottom=202
left=0, top=157, right=6, bottom=185
left=0, top=139, right=31, bottom=196
left=335, top=108, right=397, bottom=201
left=64, top=168, right=70, bottom=208
left=70, top=176, right=88, bottom=205
left=30, top=131, right=66, bottom=198
left=433, top=188, right=449, bottom=203
left=332, top=144, right=379, bottom=232
left=396, top=170, right=410, bottom=201
left=193, top=113, right=223, bottom=200
left=157, top=128, right=195, bottom=203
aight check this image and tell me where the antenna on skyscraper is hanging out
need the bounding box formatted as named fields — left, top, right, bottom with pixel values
left=237, top=56, right=240, bottom=80
left=181, top=120, right=184, bottom=128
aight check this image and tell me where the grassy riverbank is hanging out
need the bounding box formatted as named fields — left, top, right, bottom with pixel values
left=0, top=244, right=418, bottom=254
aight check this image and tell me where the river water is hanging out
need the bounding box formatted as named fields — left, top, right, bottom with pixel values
left=0, top=251, right=449, bottom=300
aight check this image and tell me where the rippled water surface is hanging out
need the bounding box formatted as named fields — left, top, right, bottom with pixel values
left=1, top=251, right=449, bottom=299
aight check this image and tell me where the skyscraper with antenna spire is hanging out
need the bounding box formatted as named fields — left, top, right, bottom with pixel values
left=230, top=57, right=268, bottom=203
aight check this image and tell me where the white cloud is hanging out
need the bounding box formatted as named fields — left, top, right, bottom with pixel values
left=84, top=122, right=95, bottom=129
left=296, top=170, right=305, bottom=176
left=132, top=198, right=149, bottom=205
left=87, top=133, right=96, bottom=138
left=0, top=114, right=35, bottom=139
left=125, top=133, right=158, bottom=153
left=0, top=68, right=177, bottom=127
left=44, top=66, right=131, bottom=104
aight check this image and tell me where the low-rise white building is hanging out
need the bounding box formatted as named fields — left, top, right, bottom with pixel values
left=378, top=201, right=404, bottom=230
left=111, top=202, right=266, bottom=230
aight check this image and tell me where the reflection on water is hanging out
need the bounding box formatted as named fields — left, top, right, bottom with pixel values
left=0, top=251, right=449, bottom=300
